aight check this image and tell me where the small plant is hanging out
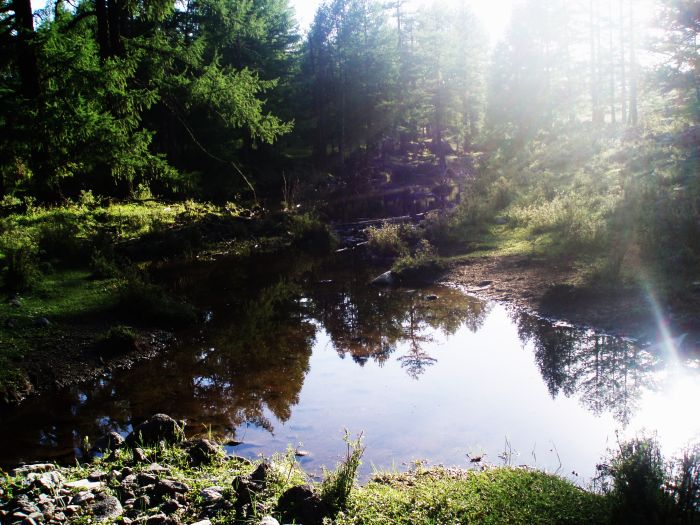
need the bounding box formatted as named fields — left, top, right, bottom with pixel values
left=104, top=325, right=138, bottom=351
left=365, top=223, right=408, bottom=257
left=290, top=213, right=336, bottom=251
left=391, top=240, right=446, bottom=285
left=320, top=431, right=365, bottom=515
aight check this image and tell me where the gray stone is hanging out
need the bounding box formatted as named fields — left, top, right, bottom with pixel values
left=199, top=487, right=223, bottom=505
left=145, top=513, right=171, bottom=525
left=29, top=471, right=64, bottom=493
left=188, top=521, right=212, bottom=525
left=133, top=495, right=151, bottom=510
left=126, top=414, right=183, bottom=447
left=88, top=471, right=108, bottom=482
left=12, top=464, right=54, bottom=477
left=91, top=431, right=125, bottom=454
left=71, top=491, right=95, bottom=506
left=424, top=294, right=438, bottom=301
left=154, top=479, right=189, bottom=498
left=371, top=271, right=397, bottom=286
left=161, top=499, right=180, bottom=515
left=35, top=317, right=50, bottom=328
left=65, top=479, right=103, bottom=491
left=89, top=495, right=123, bottom=523
left=137, top=473, right=158, bottom=486
left=250, top=462, right=271, bottom=484
left=258, top=517, right=279, bottom=525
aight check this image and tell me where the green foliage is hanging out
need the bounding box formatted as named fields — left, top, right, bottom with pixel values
left=391, top=240, right=446, bottom=284
left=0, top=229, right=39, bottom=291
left=321, top=431, right=366, bottom=515
left=365, top=223, right=409, bottom=257
left=117, top=271, right=196, bottom=327
left=289, top=212, right=336, bottom=251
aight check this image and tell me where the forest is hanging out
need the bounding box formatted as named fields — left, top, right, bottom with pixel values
left=1, top=0, right=700, bottom=524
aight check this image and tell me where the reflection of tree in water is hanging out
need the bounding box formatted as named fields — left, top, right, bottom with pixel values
left=307, top=276, right=490, bottom=378
left=516, top=314, right=658, bottom=424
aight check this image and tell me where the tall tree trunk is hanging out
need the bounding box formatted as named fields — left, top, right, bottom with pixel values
left=628, top=0, right=638, bottom=126
left=13, top=0, right=39, bottom=99
left=609, top=0, right=616, bottom=124
left=107, top=0, right=124, bottom=57
left=95, top=0, right=110, bottom=60
left=619, top=0, right=627, bottom=124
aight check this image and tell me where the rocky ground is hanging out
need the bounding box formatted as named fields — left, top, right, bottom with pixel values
left=0, top=415, right=324, bottom=525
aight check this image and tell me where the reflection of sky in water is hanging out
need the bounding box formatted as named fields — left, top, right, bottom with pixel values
left=231, top=304, right=699, bottom=482
left=1, top=255, right=698, bottom=485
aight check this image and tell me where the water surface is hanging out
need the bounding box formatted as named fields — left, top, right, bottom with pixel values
left=1, top=252, right=698, bottom=482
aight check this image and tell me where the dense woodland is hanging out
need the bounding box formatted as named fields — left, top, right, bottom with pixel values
left=0, top=0, right=699, bottom=284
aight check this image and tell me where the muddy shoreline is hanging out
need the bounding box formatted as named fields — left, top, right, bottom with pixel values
left=443, top=254, right=700, bottom=347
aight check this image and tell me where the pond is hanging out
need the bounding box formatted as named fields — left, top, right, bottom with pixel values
left=1, top=250, right=698, bottom=483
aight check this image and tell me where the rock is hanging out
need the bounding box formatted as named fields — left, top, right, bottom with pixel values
left=184, top=439, right=221, bottom=466
left=145, top=513, right=170, bottom=525
left=277, top=485, right=328, bottom=525
left=161, top=499, right=180, bottom=515
left=154, top=479, right=190, bottom=499
left=294, top=449, right=310, bottom=457
left=144, top=463, right=168, bottom=474
left=133, top=448, right=148, bottom=463
left=121, top=467, right=135, bottom=477
left=371, top=271, right=397, bottom=286
left=226, top=455, right=252, bottom=466
left=34, top=317, right=50, bottom=328
left=258, top=517, right=279, bottom=525
left=89, top=495, right=123, bottom=523
left=250, top=462, right=272, bottom=484
left=9, top=297, right=21, bottom=307
left=136, top=473, right=158, bottom=487
left=13, top=495, right=41, bottom=516
left=189, top=521, right=212, bottom=525
left=88, top=471, right=108, bottom=482
left=424, top=294, right=438, bottom=301
left=133, top=495, right=151, bottom=510
left=199, top=487, right=223, bottom=505
left=65, top=479, right=103, bottom=491
left=494, top=217, right=508, bottom=225
left=71, top=491, right=95, bottom=506
left=64, top=505, right=81, bottom=516
left=28, top=471, right=64, bottom=493
left=126, top=414, right=184, bottom=447
left=11, top=464, right=54, bottom=477
left=91, top=431, right=125, bottom=454
left=477, top=280, right=493, bottom=287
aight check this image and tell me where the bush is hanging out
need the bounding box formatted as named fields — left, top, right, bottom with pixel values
left=0, top=229, right=39, bottom=291
left=290, top=212, right=336, bottom=251
left=103, top=324, right=138, bottom=352
left=365, top=223, right=409, bottom=257
left=117, top=272, right=197, bottom=326
left=392, top=240, right=446, bottom=284
left=595, top=436, right=679, bottom=525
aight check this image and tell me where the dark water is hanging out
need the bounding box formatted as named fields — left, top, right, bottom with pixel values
left=1, top=251, right=698, bottom=482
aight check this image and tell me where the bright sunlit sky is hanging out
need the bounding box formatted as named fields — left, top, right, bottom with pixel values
left=292, top=0, right=519, bottom=41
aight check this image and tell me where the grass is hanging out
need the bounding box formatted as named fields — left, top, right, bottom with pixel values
left=336, top=466, right=610, bottom=525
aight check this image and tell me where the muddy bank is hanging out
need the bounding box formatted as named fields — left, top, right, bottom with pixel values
left=444, top=254, right=700, bottom=346
left=1, top=327, right=173, bottom=405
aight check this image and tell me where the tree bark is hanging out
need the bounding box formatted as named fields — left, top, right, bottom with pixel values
left=13, top=0, right=39, bottom=99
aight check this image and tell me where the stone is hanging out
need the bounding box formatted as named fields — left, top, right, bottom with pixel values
left=9, top=297, right=22, bottom=307
left=250, top=463, right=271, bottom=484
left=199, top=488, right=223, bottom=505
left=189, top=521, right=212, bottom=525
left=91, top=432, right=125, bottom=454
left=424, top=294, right=438, bottom=301
left=126, top=414, right=183, bottom=447
left=122, top=467, right=135, bottom=477
left=133, top=495, right=151, bottom=510
left=133, top=448, right=148, bottom=463
left=154, top=480, right=190, bottom=499
left=29, top=471, right=64, bottom=493
left=35, top=317, right=50, bottom=328
left=277, top=485, right=328, bottom=525
left=12, top=464, right=54, bottom=477
left=294, top=449, right=310, bottom=457
left=144, top=464, right=168, bottom=474
left=89, top=495, right=123, bottom=523
left=88, top=471, right=108, bottom=482
left=371, top=271, right=396, bottom=286
left=137, top=473, right=158, bottom=487
left=226, top=455, right=252, bottom=466
left=258, top=517, right=279, bottom=525
left=161, top=500, right=180, bottom=515
left=145, top=513, right=171, bottom=525
left=71, top=491, right=95, bottom=506
left=65, top=480, right=103, bottom=491
left=64, top=506, right=81, bottom=516
left=184, top=439, right=221, bottom=466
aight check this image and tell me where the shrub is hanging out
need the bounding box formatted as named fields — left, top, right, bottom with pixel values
left=103, top=324, right=138, bottom=352
left=290, top=212, right=336, bottom=251
left=0, top=229, right=39, bottom=291
left=117, top=271, right=197, bottom=326
left=365, top=223, right=409, bottom=257
left=392, top=240, right=446, bottom=284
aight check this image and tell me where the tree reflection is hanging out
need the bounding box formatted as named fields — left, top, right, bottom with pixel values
left=515, top=314, right=658, bottom=425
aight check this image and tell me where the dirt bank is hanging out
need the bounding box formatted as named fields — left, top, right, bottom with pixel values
left=444, top=254, right=700, bottom=346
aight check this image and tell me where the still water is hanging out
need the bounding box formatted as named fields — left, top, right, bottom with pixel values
left=1, top=251, right=698, bottom=482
